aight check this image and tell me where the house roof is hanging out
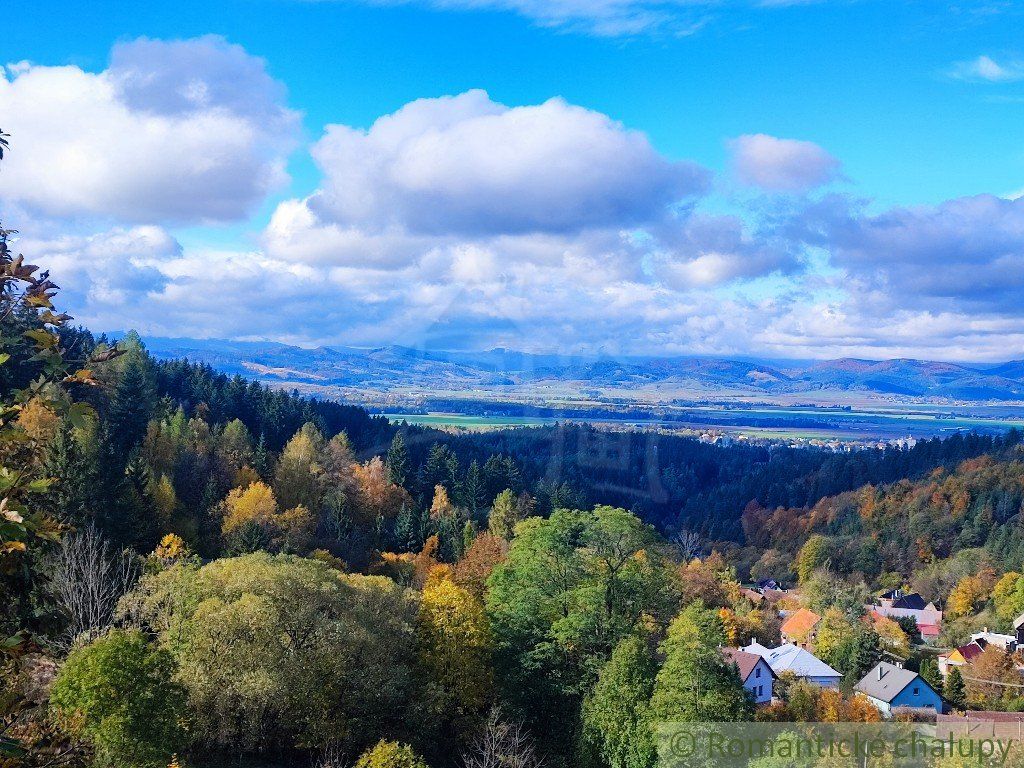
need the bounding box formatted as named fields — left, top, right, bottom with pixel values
left=940, top=642, right=984, bottom=665
left=855, top=662, right=931, bottom=704
left=740, top=588, right=765, bottom=604
left=918, top=624, right=941, bottom=638
left=890, top=593, right=927, bottom=610
left=958, top=641, right=986, bottom=662
left=780, top=608, right=822, bottom=639
left=741, top=642, right=842, bottom=680
left=1014, top=613, right=1024, bottom=630
left=722, top=648, right=775, bottom=683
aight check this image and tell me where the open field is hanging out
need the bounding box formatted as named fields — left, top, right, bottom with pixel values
left=381, top=402, right=1024, bottom=443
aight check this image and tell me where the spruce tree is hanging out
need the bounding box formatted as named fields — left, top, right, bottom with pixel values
left=945, top=667, right=966, bottom=709
left=385, top=432, right=409, bottom=487
left=106, top=350, right=157, bottom=461
left=459, top=460, right=486, bottom=522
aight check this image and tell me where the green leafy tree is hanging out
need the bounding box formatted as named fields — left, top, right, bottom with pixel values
left=121, top=553, right=422, bottom=754
left=49, top=629, right=188, bottom=767
left=993, top=571, right=1024, bottom=627
left=796, top=534, right=832, bottom=583
left=814, top=609, right=880, bottom=683
left=650, top=601, right=753, bottom=723
left=486, top=507, right=676, bottom=759
left=581, top=633, right=657, bottom=768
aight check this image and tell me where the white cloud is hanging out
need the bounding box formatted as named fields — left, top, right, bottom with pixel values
left=728, top=134, right=841, bottom=192
left=949, top=54, right=1024, bottom=83
left=357, top=0, right=826, bottom=36
left=0, top=36, right=297, bottom=224
left=308, top=89, right=707, bottom=235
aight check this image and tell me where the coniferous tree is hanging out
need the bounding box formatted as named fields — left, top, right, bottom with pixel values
left=105, top=347, right=157, bottom=462
left=460, top=460, right=487, bottom=522
left=395, top=503, right=415, bottom=552
left=386, top=432, right=410, bottom=487
left=945, top=667, right=966, bottom=709
left=42, top=422, right=100, bottom=527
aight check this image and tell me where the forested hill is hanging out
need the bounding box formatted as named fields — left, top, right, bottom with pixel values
left=52, top=327, right=1021, bottom=560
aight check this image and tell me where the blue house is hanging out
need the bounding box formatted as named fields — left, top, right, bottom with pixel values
left=855, top=661, right=943, bottom=717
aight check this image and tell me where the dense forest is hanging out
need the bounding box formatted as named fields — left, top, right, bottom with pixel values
left=7, top=134, right=1024, bottom=767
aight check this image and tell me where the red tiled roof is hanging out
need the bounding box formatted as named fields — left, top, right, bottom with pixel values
left=781, top=608, right=822, bottom=639
left=722, top=648, right=772, bottom=682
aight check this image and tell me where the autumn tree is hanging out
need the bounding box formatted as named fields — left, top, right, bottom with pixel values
left=417, top=569, right=492, bottom=737
left=965, top=647, right=1020, bottom=708
left=454, top=532, right=509, bottom=600
left=796, top=535, right=832, bottom=583
left=488, top=489, right=520, bottom=540
left=993, top=571, right=1024, bottom=626
left=354, top=456, right=411, bottom=525
left=354, top=740, right=429, bottom=768
left=219, top=481, right=313, bottom=554
left=273, top=422, right=325, bottom=511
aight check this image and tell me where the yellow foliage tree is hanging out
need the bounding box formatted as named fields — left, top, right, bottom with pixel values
left=429, top=484, right=455, bottom=520
left=219, top=482, right=313, bottom=554
left=221, top=481, right=278, bottom=536
left=417, top=569, right=492, bottom=719
left=947, top=572, right=995, bottom=619
left=16, top=396, right=59, bottom=448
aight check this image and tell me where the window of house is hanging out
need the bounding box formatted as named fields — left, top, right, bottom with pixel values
left=913, top=687, right=920, bottom=696
left=755, top=667, right=761, bottom=678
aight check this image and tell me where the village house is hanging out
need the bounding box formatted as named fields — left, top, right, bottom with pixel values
left=937, top=640, right=986, bottom=678
left=969, top=629, right=1017, bottom=652
left=722, top=648, right=775, bottom=705
left=870, top=591, right=942, bottom=643
left=741, top=641, right=842, bottom=688
left=780, top=608, right=822, bottom=646
left=855, top=661, right=943, bottom=717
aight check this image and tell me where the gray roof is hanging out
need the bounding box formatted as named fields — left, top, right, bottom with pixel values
left=1014, top=613, right=1024, bottom=630
left=741, top=642, right=842, bottom=680
left=855, top=662, right=929, bottom=703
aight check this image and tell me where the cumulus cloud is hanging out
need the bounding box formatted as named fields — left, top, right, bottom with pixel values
left=949, top=54, right=1024, bottom=83
left=789, top=193, right=1024, bottom=312
left=246, top=89, right=806, bottom=352
left=729, top=134, right=841, bottom=192
left=13, top=221, right=180, bottom=324
left=0, top=36, right=297, bottom=224
left=308, top=90, right=707, bottom=236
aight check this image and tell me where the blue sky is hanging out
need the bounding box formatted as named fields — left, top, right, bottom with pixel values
left=2, top=0, right=1024, bottom=360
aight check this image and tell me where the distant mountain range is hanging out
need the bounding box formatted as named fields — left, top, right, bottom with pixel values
left=142, top=337, right=1024, bottom=404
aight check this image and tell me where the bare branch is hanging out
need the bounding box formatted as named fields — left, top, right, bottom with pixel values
left=48, top=526, right=139, bottom=650
left=462, top=708, right=544, bottom=768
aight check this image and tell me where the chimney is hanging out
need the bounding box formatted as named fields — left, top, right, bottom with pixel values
left=877, top=666, right=884, bottom=680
